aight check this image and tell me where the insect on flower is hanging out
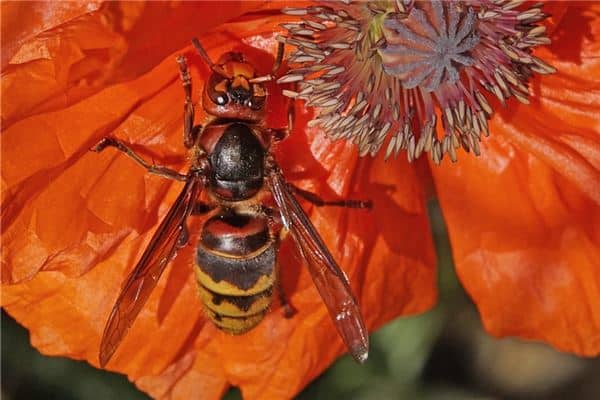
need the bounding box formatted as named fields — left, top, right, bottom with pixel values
left=91, top=38, right=372, bottom=367
left=4, top=2, right=598, bottom=398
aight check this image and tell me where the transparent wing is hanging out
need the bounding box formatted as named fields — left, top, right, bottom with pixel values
left=269, top=168, right=369, bottom=363
left=99, top=177, right=203, bottom=367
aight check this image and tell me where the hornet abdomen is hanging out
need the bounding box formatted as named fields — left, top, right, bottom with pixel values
left=195, top=211, right=276, bottom=334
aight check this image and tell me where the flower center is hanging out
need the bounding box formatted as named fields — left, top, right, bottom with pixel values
left=280, top=0, right=555, bottom=164
left=379, top=1, right=479, bottom=92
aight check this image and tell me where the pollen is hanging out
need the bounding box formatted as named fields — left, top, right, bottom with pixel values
left=280, top=0, right=555, bottom=164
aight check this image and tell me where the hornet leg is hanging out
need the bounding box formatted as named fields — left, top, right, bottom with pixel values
left=276, top=263, right=296, bottom=319
left=269, top=82, right=296, bottom=142
left=176, top=55, right=202, bottom=149
left=288, top=184, right=373, bottom=209
left=91, top=138, right=187, bottom=181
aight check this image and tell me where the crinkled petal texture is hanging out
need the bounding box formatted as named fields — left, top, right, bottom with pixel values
left=1, top=3, right=436, bottom=399
left=431, top=2, right=600, bottom=356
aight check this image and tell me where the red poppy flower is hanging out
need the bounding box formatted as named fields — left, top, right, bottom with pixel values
left=276, top=0, right=600, bottom=357
left=1, top=1, right=598, bottom=400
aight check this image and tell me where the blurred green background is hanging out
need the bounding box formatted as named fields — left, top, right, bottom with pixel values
left=3, top=201, right=599, bottom=399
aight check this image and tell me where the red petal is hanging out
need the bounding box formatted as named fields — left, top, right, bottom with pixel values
left=2, top=4, right=436, bottom=399
left=431, top=2, right=600, bottom=356
left=1, top=1, right=266, bottom=128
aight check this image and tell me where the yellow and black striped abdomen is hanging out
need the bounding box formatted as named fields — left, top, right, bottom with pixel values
left=195, top=211, right=275, bottom=334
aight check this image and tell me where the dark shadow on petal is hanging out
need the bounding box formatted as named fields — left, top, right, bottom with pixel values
left=548, top=3, right=595, bottom=64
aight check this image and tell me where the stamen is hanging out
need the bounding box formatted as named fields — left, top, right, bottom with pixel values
left=280, top=0, right=554, bottom=164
